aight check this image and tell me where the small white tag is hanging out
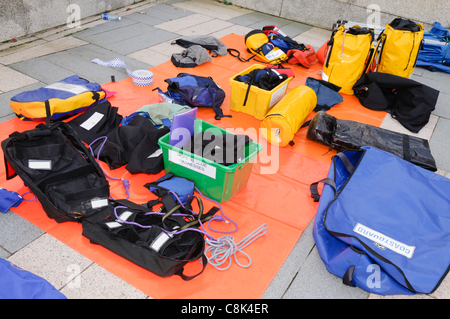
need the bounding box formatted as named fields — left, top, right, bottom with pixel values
left=147, top=148, right=163, bottom=158
left=106, top=221, right=123, bottom=229
left=150, top=232, right=172, bottom=252
left=80, top=112, right=104, bottom=131
left=169, top=150, right=216, bottom=179
left=91, top=198, right=108, bottom=209
left=353, top=223, right=416, bottom=259
left=28, top=159, right=52, bottom=170
left=45, top=82, right=89, bottom=95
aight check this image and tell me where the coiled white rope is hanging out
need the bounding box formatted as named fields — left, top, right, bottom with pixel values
left=204, top=224, right=268, bottom=271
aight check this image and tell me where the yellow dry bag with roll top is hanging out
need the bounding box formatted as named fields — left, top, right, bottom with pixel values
left=375, top=18, right=424, bottom=78
left=244, top=30, right=287, bottom=64
left=261, top=86, right=317, bottom=147
left=322, top=25, right=375, bottom=95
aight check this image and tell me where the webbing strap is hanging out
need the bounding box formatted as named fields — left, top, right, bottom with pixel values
left=402, top=134, right=411, bottom=162
left=175, top=254, right=208, bottom=281
left=310, top=178, right=336, bottom=202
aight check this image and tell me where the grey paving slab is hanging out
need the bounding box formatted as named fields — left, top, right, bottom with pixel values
left=0, top=82, right=46, bottom=118
left=282, top=247, right=369, bottom=299
left=143, top=2, right=196, bottom=20
left=9, top=44, right=153, bottom=85
left=276, top=21, right=314, bottom=38
left=429, top=117, right=450, bottom=172
left=101, top=28, right=179, bottom=55
left=61, top=263, right=148, bottom=299
left=227, top=12, right=279, bottom=27
left=432, top=92, right=450, bottom=120
left=78, top=22, right=157, bottom=47
left=246, top=16, right=299, bottom=30
left=9, top=58, right=76, bottom=85
left=0, top=212, right=45, bottom=254
left=262, top=221, right=316, bottom=299
left=0, top=246, right=10, bottom=259
left=125, top=12, right=168, bottom=26
left=411, top=74, right=450, bottom=95
left=73, top=18, right=139, bottom=40
left=7, top=233, right=93, bottom=290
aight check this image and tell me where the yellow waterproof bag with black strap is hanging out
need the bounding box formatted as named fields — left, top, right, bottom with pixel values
left=261, top=85, right=317, bottom=147
left=244, top=30, right=287, bottom=64
left=322, top=25, right=375, bottom=95
left=375, top=18, right=424, bottom=78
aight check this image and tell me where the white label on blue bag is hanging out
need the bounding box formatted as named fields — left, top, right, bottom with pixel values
left=353, top=223, right=416, bottom=259
left=45, top=82, right=89, bottom=95
left=169, top=150, right=216, bottom=179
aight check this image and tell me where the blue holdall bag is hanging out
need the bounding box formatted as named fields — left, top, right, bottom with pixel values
left=310, top=146, right=450, bottom=295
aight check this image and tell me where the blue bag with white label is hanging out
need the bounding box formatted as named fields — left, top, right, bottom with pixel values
left=310, top=146, right=450, bottom=295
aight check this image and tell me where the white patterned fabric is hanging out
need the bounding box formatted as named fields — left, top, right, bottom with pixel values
left=91, top=58, right=153, bottom=87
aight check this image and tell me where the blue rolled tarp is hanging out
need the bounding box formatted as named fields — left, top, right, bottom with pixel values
left=416, top=22, right=450, bottom=73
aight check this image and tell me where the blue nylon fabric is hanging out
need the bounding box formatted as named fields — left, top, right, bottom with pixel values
left=306, top=77, right=343, bottom=109
left=313, top=146, right=450, bottom=295
left=150, top=175, right=194, bottom=204
left=417, top=22, right=450, bottom=73
left=267, top=32, right=294, bottom=53
left=0, top=258, right=66, bottom=299
left=11, top=75, right=102, bottom=102
left=0, top=188, right=23, bottom=213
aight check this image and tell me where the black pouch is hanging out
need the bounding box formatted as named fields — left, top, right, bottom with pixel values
left=1, top=122, right=110, bottom=223
left=67, top=100, right=123, bottom=145
left=306, top=111, right=437, bottom=171
left=82, top=198, right=212, bottom=280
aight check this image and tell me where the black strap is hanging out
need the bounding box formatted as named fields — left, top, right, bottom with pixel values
left=343, top=266, right=356, bottom=287
left=402, top=134, right=411, bottom=163
left=335, top=152, right=356, bottom=175
left=45, top=100, right=51, bottom=126
left=175, top=254, right=208, bottom=281
left=227, top=48, right=256, bottom=63
left=310, top=178, right=336, bottom=202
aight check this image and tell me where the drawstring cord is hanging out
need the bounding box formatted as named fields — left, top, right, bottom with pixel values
left=89, top=136, right=130, bottom=200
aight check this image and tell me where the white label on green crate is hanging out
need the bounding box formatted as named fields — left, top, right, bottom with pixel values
left=269, top=82, right=288, bottom=108
left=169, top=150, right=216, bottom=179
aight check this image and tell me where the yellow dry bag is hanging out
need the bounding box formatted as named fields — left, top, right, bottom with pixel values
left=261, top=85, right=317, bottom=147
left=322, top=25, right=375, bottom=95
left=245, top=30, right=287, bottom=64
left=375, top=18, right=424, bottom=78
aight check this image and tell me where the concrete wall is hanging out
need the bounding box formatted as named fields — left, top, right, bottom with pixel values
left=0, top=0, right=146, bottom=42
left=229, top=0, right=449, bottom=31
left=1, top=0, right=448, bottom=43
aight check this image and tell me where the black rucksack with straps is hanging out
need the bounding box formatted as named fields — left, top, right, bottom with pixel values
left=1, top=122, right=110, bottom=223
left=81, top=194, right=216, bottom=280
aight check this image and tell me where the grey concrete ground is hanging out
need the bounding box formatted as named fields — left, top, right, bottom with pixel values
left=0, top=0, right=449, bottom=299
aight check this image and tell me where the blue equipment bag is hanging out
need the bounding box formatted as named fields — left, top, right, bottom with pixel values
left=154, top=73, right=230, bottom=120
left=311, top=146, right=450, bottom=295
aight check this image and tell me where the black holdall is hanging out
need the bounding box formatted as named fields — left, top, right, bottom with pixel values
left=1, top=122, right=110, bottom=223
left=81, top=194, right=217, bottom=280
left=353, top=72, right=439, bottom=133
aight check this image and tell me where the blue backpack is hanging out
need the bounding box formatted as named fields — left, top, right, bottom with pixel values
left=155, top=73, right=230, bottom=120
left=311, top=146, right=450, bottom=295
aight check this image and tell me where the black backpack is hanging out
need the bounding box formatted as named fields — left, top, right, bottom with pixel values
left=1, top=122, right=110, bottom=223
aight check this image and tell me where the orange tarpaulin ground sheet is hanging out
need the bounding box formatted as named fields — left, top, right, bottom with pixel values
left=0, top=33, right=386, bottom=299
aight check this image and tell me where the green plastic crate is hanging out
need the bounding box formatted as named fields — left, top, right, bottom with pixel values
left=158, top=119, right=262, bottom=203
